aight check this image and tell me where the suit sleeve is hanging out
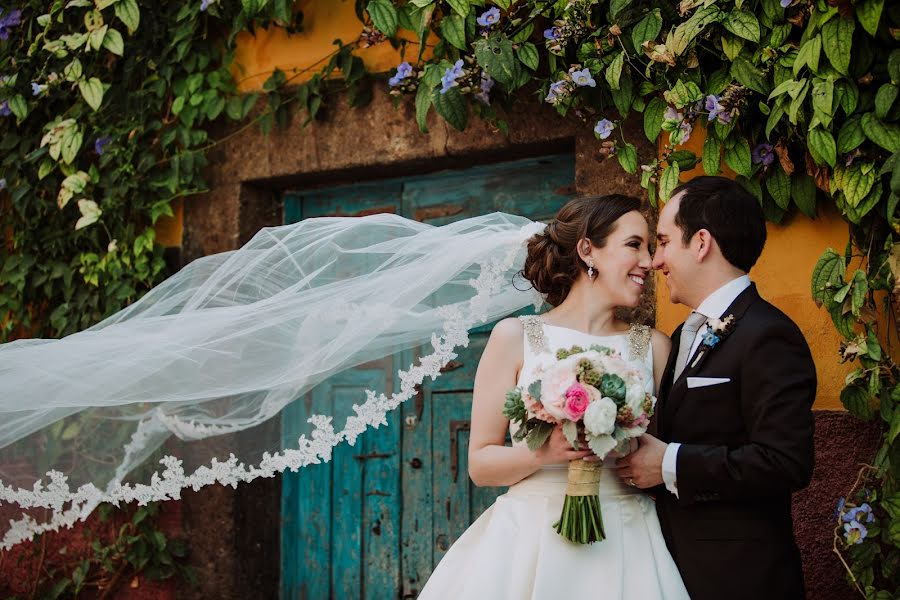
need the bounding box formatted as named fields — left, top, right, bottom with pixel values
left=674, top=319, right=816, bottom=506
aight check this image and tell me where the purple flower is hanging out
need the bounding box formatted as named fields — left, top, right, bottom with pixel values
left=0, top=9, right=22, bottom=41
left=570, top=68, right=596, bottom=88
left=200, top=0, right=213, bottom=11
left=843, top=503, right=876, bottom=524
left=780, top=0, right=792, bottom=7
left=0, top=100, right=9, bottom=117
left=474, top=74, right=494, bottom=105
left=594, top=118, right=615, bottom=140
left=834, top=497, right=846, bottom=520
left=844, top=520, right=867, bottom=545
left=397, top=62, right=413, bottom=79
left=752, top=143, right=774, bottom=166
left=544, top=79, right=568, bottom=103
left=31, top=82, right=45, bottom=96
left=705, top=94, right=730, bottom=125
left=94, top=136, right=112, bottom=155
left=440, top=59, right=464, bottom=94
left=543, top=27, right=559, bottom=40
left=476, top=7, right=500, bottom=28
left=389, top=62, right=413, bottom=88
left=0, top=178, right=6, bottom=191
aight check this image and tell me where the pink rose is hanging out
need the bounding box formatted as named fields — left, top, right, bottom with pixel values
left=564, top=383, right=591, bottom=421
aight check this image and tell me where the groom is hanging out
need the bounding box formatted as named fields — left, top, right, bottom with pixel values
left=616, top=176, right=816, bottom=600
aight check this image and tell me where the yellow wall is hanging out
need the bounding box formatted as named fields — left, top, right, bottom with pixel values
left=231, top=0, right=431, bottom=92
left=655, top=130, right=852, bottom=410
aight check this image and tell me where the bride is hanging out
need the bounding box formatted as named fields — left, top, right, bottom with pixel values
left=419, top=195, right=690, bottom=599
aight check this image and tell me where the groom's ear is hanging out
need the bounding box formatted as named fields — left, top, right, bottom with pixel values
left=694, top=229, right=713, bottom=262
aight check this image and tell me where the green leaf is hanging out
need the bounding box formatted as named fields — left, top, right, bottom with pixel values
left=723, top=10, right=760, bottom=43
left=617, top=143, right=638, bottom=174
left=605, top=51, right=625, bottom=90
left=516, top=42, right=539, bottom=71
left=8, top=94, right=27, bottom=120
left=446, top=0, right=469, bottom=18
left=766, top=168, right=791, bottom=210
left=79, top=77, right=105, bottom=112
left=807, top=127, right=837, bottom=167
left=660, top=162, right=681, bottom=202
left=609, top=0, right=631, bottom=20
left=171, top=96, right=185, bottom=115
left=610, top=74, right=634, bottom=118
left=367, top=0, right=398, bottom=37
left=668, top=150, right=698, bottom=171
left=730, top=56, right=770, bottom=95
left=875, top=84, right=898, bottom=121
left=723, top=137, right=752, bottom=177
left=811, top=248, right=845, bottom=306
left=841, top=385, right=874, bottom=420
left=794, top=36, right=821, bottom=77
left=833, top=163, right=877, bottom=208
left=889, top=407, right=900, bottom=446
left=811, top=77, right=834, bottom=127
left=702, top=132, right=721, bottom=175
left=643, top=97, right=666, bottom=143
left=440, top=13, right=467, bottom=51
left=526, top=421, right=554, bottom=452
left=765, top=101, right=786, bottom=140
left=61, top=127, right=83, bottom=164
left=836, top=79, right=859, bottom=115
left=102, top=28, right=124, bottom=56
left=721, top=34, right=744, bottom=62
left=837, top=114, right=866, bottom=154
left=856, top=0, right=884, bottom=37
left=889, top=50, right=900, bottom=85
left=861, top=113, right=900, bottom=153
left=851, top=270, right=868, bottom=317
left=492, top=0, right=511, bottom=9
left=821, top=16, right=854, bottom=76
left=75, top=199, right=102, bottom=230
left=792, top=173, right=818, bottom=218
left=115, top=0, right=140, bottom=31
left=631, top=9, right=662, bottom=53
left=669, top=5, right=721, bottom=56
left=432, top=86, right=468, bottom=131
left=562, top=420, right=579, bottom=449
left=474, top=33, right=521, bottom=89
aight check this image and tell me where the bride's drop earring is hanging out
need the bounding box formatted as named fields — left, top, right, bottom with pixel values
left=588, top=260, right=595, bottom=281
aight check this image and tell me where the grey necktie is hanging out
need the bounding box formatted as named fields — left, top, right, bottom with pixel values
left=673, top=311, right=708, bottom=380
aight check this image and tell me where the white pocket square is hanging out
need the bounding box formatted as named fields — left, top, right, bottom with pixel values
left=686, top=376, right=731, bottom=389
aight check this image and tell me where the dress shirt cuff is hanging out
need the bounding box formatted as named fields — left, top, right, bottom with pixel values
left=662, top=442, right=681, bottom=497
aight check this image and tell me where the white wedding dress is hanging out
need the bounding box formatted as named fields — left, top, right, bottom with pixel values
left=418, top=316, right=690, bottom=599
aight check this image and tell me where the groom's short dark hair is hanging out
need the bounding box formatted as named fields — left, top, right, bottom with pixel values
left=671, top=176, right=766, bottom=272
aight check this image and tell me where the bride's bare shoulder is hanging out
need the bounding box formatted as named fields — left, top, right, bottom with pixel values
left=649, top=328, right=672, bottom=353
left=490, top=317, right=525, bottom=345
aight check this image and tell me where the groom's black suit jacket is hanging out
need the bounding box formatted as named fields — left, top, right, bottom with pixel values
left=655, top=284, right=816, bottom=600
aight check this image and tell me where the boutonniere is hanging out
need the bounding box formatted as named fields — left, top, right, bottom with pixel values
left=690, top=314, right=736, bottom=368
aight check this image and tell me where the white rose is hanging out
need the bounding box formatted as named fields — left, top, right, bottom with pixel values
left=583, top=396, right=617, bottom=436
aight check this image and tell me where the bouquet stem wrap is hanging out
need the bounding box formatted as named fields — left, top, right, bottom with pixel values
left=554, top=459, right=605, bottom=544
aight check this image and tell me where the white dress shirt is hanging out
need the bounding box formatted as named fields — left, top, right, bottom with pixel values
left=661, top=275, right=751, bottom=497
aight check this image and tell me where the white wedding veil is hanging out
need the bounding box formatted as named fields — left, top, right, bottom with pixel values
left=0, top=212, right=546, bottom=548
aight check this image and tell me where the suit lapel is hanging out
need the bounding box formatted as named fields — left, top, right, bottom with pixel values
left=661, top=284, right=761, bottom=428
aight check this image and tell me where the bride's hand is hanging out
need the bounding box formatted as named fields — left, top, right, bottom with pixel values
left=534, top=425, right=593, bottom=465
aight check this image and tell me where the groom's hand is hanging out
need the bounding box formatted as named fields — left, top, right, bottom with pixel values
left=616, top=433, right=666, bottom=489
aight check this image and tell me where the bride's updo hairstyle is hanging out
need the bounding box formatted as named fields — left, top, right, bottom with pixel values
left=521, top=194, right=641, bottom=306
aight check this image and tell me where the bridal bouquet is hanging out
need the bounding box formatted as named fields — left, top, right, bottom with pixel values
left=503, top=344, right=656, bottom=544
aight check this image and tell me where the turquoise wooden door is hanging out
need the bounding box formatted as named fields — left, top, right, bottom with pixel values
left=281, top=154, right=575, bottom=599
